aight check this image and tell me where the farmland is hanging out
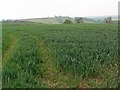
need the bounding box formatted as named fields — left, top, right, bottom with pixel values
left=2, top=23, right=118, bottom=88
left=0, top=22, right=2, bottom=89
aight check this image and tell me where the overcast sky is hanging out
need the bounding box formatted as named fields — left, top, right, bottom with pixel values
left=0, top=0, right=119, bottom=20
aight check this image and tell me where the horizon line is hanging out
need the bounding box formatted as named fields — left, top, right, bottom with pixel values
left=1, top=15, right=118, bottom=21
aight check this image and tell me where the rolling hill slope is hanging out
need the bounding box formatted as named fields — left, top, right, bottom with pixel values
left=18, top=17, right=97, bottom=24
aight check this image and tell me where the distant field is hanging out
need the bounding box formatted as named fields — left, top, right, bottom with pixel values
left=2, top=23, right=118, bottom=88
left=24, top=18, right=62, bottom=24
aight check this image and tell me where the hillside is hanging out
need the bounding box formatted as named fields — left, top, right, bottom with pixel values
left=3, top=16, right=117, bottom=24
left=18, top=17, right=97, bottom=24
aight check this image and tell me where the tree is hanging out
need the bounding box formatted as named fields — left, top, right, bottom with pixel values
left=75, top=17, right=83, bottom=24
left=63, top=20, right=72, bottom=24
left=104, top=17, right=112, bottom=24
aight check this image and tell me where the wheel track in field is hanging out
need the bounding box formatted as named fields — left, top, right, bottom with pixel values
left=27, top=32, right=61, bottom=87
left=27, top=32, right=79, bottom=88
left=2, top=33, right=17, bottom=65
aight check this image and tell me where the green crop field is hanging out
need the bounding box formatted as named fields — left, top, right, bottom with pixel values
left=2, top=23, right=118, bottom=88
left=0, top=22, right=2, bottom=89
